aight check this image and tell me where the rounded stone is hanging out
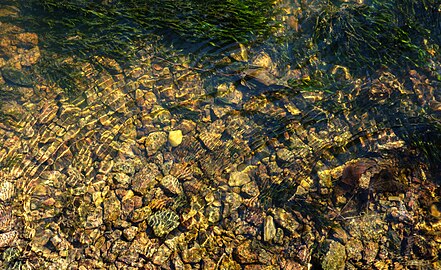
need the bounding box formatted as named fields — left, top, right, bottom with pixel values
left=168, top=130, right=183, bottom=147
left=228, top=171, right=251, bottom=187
left=144, top=131, right=167, bottom=156
left=263, top=215, right=276, bottom=242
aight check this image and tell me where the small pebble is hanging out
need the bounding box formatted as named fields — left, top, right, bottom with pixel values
left=168, top=130, right=183, bottom=147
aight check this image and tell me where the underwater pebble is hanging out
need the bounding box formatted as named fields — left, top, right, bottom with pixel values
left=0, top=206, right=12, bottom=231
left=228, top=171, right=251, bottom=187
left=0, top=230, right=17, bottom=249
left=168, top=130, right=183, bottom=147
left=160, top=175, right=183, bottom=195
left=271, top=208, right=299, bottom=235
left=148, top=210, right=180, bottom=237
left=144, top=131, right=167, bottom=156
left=321, top=240, right=347, bottom=270
left=1, top=67, right=33, bottom=86
left=0, top=181, right=15, bottom=201
left=263, top=215, right=276, bottom=242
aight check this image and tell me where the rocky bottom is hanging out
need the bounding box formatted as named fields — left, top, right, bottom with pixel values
left=1, top=3, right=441, bottom=270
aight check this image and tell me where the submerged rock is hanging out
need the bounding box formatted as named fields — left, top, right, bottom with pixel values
left=263, top=215, right=276, bottom=242
left=160, top=175, right=183, bottom=195
left=0, top=181, right=15, bottom=202
left=228, top=171, right=251, bottom=187
left=1, top=67, right=33, bottom=87
left=0, top=230, right=17, bottom=249
left=148, top=210, right=180, bottom=237
left=321, top=240, right=347, bottom=270
left=143, top=131, right=167, bottom=156
left=168, top=130, right=183, bottom=147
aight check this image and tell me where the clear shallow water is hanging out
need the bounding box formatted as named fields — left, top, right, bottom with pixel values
left=0, top=0, right=441, bottom=269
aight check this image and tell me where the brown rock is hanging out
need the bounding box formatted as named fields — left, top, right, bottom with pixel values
left=152, top=244, right=172, bottom=265
left=363, top=241, right=379, bottom=264
left=123, top=226, right=138, bottom=241
left=20, top=46, right=40, bottom=66
left=176, top=119, right=196, bottom=134
left=182, top=246, right=204, bottom=263
left=279, top=258, right=304, bottom=270
left=271, top=208, right=299, bottom=235
left=346, top=239, right=363, bottom=261
left=15, top=32, right=38, bottom=47
left=144, top=131, right=167, bottom=156
left=130, top=206, right=152, bottom=223
left=228, top=171, right=251, bottom=187
left=131, top=163, right=160, bottom=195
left=103, top=191, right=121, bottom=223
left=219, top=255, right=241, bottom=270
left=234, top=240, right=259, bottom=264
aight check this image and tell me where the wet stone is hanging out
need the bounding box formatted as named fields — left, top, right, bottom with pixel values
left=0, top=230, right=17, bottom=249
left=108, top=239, right=130, bottom=262
left=321, top=240, right=347, bottom=270
left=274, top=227, right=284, bottom=244
left=130, top=206, right=152, bottom=223
left=160, top=175, right=183, bottom=195
left=151, top=105, right=171, bottom=125
left=121, top=198, right=136, bottom=220
left=176, top=119, right=196, bottom=134
left=0, top=205, right=12, bottom=231
left=211, top=105, right=233, bottom=118
left=225, top=192, right=243, bottom=212
left=228, top=171, right=251, bottom=187
left=181, top=246, right=204, bottom=263
left=144, top=131, right=167, bottom=156
left=152, top=244, right=172, bottom=265
left=148, top=209, right=180, bottom=237
left=276, top=148, right=295, bottom=164
left=103, top=191, right=121, bottom=223
left=20, top=46, right=40, bottom=66
left=234, top=240, right=259, bottom=264
left=263, top=215, right=276, bottom=242
left=131, top=163, right=160, bottom=195
left=2, top=247, right=21, bottom=266
left=123, top=226, right=138, bottom=241
left=331, top=226, right=348, bottom=244
left=168, top=130, right=183, bottom=147
left=120, top=251, right=142, bottom=268
left=1, top=67, right=33, bottom=86
left=112, top=172, right=131, bottom=187
left=270, top=208, right=299, bottom=235
left=199, top=131, right=222, bottom=151
left=241, top=180, right=260, bottom=197
left=363, top=241, right=379, bottom=264
left=0, top=181, right=15, bottom=202
left=219, top=255, right=242, bottom=270
left=346, top=239, right=363, bottom=261
left=15, top=32, right=39, bottom=47
left=205, top=205, right=221, bottom=223
left=430, top=203, right=441, bottom=219
left=113, top=160, right=136, bottom=175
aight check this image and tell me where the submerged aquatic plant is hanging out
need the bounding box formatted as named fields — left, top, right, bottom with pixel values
left=312, top=0, right=441, bottom=73
left=18, top=0, right=278, bottom=60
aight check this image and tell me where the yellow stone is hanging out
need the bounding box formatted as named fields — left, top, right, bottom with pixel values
left=168, top=130, right=183, bottom=147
